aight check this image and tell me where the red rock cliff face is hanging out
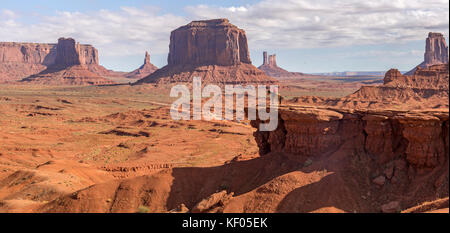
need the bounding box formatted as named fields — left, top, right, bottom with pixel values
left=0, top=39, right=102, bottom=81
left=20, top=38, right=115, bottom=85
left=168, top=19, right=252, bottom=66
left=137, top=19, right=275, bottom=85
left=291, top=64, right=449, bottom=110
left=252, top=108, right=448, bottom=168
left=406, top=32, right=449, bottom=75
left=250, top=106, right=449, bottom=210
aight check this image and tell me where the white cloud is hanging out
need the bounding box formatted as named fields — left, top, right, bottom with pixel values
left=0, top=7, right=187, bottom=57
left=0, top=1, right=448, bottom=71
left=185, top=0, right=449, bottom=49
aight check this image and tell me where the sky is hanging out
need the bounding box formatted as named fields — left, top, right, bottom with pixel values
left=1, top=0, right=449, bottom=73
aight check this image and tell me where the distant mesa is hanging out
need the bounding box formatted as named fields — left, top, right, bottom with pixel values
left=0, top=38, right=123, bottom=83
left=405, top=32, right=449, bottom=75
left=136, top=19, right=275, bottom=85
left=20, top=38, right=115, bottom=85
left=291, top=63, right=449, bottom=110
left=126, top=51, right=158, bottom=79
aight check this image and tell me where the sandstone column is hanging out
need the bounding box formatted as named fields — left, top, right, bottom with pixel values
left=263, top=51, right=268, bottom=65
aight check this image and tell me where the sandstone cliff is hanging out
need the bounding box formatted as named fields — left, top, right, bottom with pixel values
left=249, top=105, right=448, bottom=212
left=168, top=19, right=251, bottom=66
left=21, top=38, right=115, bottom=85
left=0, top=39, right=121, bottom=82
left=136, top=19, right=275, bottom=85
left=126, top=51, right=158, bottom=79
left=405, top=32, right=449, bottom=75
left=291, top=63, right=449, bottom=110
left=249, top=61, right=449, bottom=211
left=257, top=51, right=307, bottom=79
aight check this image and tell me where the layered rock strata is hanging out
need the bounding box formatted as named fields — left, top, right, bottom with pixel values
left=136, top=19, right=275, bottom=85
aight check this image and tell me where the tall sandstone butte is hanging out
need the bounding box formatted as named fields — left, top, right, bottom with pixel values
left=258, top=51, right=304, bottom=79
left=126, top=51, right=158, bottom=79
left=21, top=38, right=115, bottom=85
left=167, top=19, right=252, bottom=66
left=0, top=39, right=120, bottom=82
left=136, top=19, right=275, bottom=85
left=405, top=32, right=449, bottom=75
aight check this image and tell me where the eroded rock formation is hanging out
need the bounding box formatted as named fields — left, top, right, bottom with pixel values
left=21, top=38, right=115, bottom=85
left=258, top=51, right=305, bottom=79
left=136, top=19, right=275, bottom=85
left=252, top=107, right=448, bottom=168
left=405, top=32, right=449, bottom=75
left=291, top=63, right=449, bottom=110
left=0, top=39, right=121, bottom=82
left=126, top=51, right=158, bottom=79
left=168, top=19, right=251, bottom=66
left=250, top=62, right=449, bottom=211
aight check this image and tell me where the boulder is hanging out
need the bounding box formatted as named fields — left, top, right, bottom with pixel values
left=381, top=201, right=401, bottom=213
left=191, top=190, right=234, bottom=213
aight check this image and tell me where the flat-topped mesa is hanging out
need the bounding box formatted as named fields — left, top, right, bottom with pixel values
left=0, top=38, right=107, bottom=82
left=167, top=18, right=252, bottom=66
left=406, top=32, right=449, bottom=75
left=136, top=19, right=275, bottom=85
left=20, top=37, right=115, bottom=85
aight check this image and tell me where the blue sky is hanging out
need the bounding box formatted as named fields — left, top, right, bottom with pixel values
left=1, top=0, right=449, bottom=73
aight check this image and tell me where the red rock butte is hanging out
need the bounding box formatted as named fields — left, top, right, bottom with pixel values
left=258, top=51, right=303, bottom=79
left=0, top=38, right=122, bottom=82
left=126, top=51, right=158, bottom=79
left=20, top=38, right=115, bottom=85
left=405, top=32, right=449, bottom=75
left=136, top=19, right=275, bottom=85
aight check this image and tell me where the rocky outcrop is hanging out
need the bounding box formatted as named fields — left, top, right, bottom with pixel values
left=168, top=19, right=251, bottom=66
left=20, top=38, right=115, bottom=85
left=252, top=107, right=448, bottom=168
left=250, top=105, right=448, bottom=211
left=405, top=32, right=449, bottom=75
left=136, top=19, right=275, bottom=85
left=258, top=51, right=305, bottom=79
left=54, top=38, right=84, bottom=67
left=291, top=63, right=449, bottom=110
left=126, top=51, right=158, bottom=79
left=0, top=39, right=121, bottom=82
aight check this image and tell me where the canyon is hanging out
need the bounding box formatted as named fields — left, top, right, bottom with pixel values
left=0, top=17, right=448, bottom=213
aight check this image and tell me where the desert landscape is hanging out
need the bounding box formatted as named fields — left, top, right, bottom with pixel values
left=0, top=4, right=449, bottom=214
